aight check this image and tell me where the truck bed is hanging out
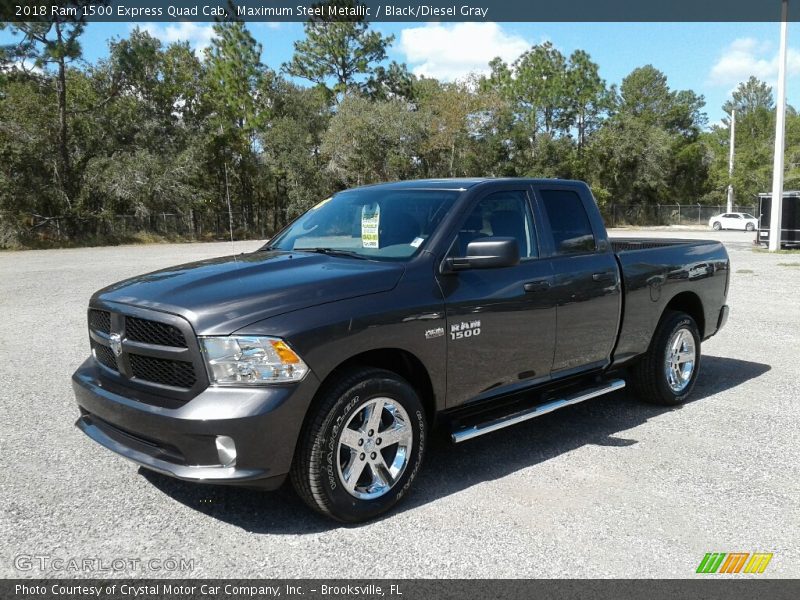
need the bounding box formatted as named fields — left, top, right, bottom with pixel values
left=608, top=237, right=730, bottom=366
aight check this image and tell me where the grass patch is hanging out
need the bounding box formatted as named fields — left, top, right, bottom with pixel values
left=777, top=262, right=800, bottom=267
left=737, top=269, right=755, bottom=274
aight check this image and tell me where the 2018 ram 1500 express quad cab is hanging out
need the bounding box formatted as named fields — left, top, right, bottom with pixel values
left=73, top=179, right=730, bottom=522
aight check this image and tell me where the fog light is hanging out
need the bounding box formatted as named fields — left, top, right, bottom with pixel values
left=215, top=435, right=237, bottom=467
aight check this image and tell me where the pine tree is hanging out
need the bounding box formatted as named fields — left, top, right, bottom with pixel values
left=283, top=0, right=393, bottom=102
left=2, top=4, right=92, bottom=208
left=203, top=22, right=267, bottom=231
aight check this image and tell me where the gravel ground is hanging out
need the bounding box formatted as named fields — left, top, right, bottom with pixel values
left=1, top=228, right=798, bottom=579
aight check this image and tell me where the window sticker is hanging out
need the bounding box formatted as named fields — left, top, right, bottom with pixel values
left=410, top=237, right=424, bottom=248
left=361, top=203, right=380, bottom=248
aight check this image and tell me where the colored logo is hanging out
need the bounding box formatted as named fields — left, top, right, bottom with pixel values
left=696, top=552, right=773, bottom=574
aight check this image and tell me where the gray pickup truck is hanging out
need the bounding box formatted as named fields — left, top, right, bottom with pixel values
left=73, top=178, right=730, bottom=522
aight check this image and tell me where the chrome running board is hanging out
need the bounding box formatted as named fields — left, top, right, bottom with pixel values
left=451, top=379, right=626, bottom=443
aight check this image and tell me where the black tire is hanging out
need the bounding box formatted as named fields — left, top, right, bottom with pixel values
left=712, top=222, right=722, bottom=230
left=630, top=311, right=701, bottom=406
left=290, top=367, right=427, bottom=522
left=746, top=222, right=755, bottom=231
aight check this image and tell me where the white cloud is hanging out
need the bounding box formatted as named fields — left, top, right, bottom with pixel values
left=251, top=22, right=282, bottom=31
left=709, top=37, right=800, bottom=87
left=0, top=59, right=43, bottom=74
left=398, top=22, right=529, bottom=81
left=138, top=22, right=216, bottom=57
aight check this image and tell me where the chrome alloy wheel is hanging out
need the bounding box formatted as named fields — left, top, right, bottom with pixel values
left=336, top=397, right=413, bottom=500
left=665, top=327, right=696, bottom=393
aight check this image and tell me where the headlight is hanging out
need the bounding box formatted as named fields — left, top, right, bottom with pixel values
left=200, top=336, right=309, bottom=385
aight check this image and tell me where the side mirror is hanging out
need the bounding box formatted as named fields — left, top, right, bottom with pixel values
left=446, top=237, right=521, bottom=271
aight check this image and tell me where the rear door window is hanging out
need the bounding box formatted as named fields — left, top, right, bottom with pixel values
left=539, top=189, right=596, bottom=254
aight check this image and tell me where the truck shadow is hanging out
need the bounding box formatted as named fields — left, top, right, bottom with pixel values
left=140, top=355, right=769, bottom=533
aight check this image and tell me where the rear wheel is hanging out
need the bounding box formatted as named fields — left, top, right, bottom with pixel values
left=630, top=311, right=701, bottom=406
left=290, top=367, right=426, bottom=522
left=712, top=221, right=722, bottom=230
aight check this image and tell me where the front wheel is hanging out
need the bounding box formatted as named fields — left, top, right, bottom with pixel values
left=746, top=222, right=755, bottom=231
left=630, top=311, right=701, bottom=406
left=290, top=367, right=426, bottom=522
left=712, top=221, right=722, bottom=230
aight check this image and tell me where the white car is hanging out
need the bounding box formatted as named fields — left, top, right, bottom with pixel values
left=708, top=212, right=758, bottom=231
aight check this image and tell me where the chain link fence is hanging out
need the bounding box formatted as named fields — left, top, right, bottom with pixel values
left=601, top=204, right=757, bottom=228
left=1, top=210, right=276, bottom=248
left=2, top=203, right=760, bottom=248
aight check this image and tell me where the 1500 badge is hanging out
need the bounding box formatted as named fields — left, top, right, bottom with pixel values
left=450, top=320, right=481, bottom=340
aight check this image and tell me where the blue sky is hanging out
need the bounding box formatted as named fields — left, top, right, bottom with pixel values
left=4, top=21, right=800, bottom=125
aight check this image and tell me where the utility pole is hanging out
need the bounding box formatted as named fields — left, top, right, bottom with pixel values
left=727, top=109, right=736, bottom=213
left=769, top=0, right=789, bottom=251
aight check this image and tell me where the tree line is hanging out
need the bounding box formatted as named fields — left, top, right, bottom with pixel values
left=0, top=11, right=797, bottom=248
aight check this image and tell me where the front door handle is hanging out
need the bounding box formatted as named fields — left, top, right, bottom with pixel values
left=592, top=272, right=615, bottom=283
left=524, top=280, right=551, bottom=293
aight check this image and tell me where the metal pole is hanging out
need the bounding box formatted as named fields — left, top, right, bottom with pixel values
left=769, top=0, right=789, bottom=251
left=727, top=109, right=736, bottom=213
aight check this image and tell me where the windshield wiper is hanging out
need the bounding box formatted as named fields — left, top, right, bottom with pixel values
left=297, top=247, right=367, bottom=260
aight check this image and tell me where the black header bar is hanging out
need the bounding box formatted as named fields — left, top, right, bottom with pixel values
left=2, top=0, right=800, bottom=23
left=4, top=579, right=800, bottom=600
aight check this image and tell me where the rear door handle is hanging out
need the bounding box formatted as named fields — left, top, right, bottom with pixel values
left=592, top=272, right=615, bottom=283
left=524, top=280, right=551, bottom=293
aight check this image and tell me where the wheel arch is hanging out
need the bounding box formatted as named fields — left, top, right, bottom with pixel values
left=663, top=291, right=705, bottom=338
left=312, top=347, right=438, bottom=426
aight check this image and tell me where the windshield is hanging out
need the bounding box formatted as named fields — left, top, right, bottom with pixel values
left=268, top=188, right=460, bottom=261
left=743, top=213, right=756, bottom=219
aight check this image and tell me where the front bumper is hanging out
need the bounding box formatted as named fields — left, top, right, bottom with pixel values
left=72, top=358, right=319, bottom=488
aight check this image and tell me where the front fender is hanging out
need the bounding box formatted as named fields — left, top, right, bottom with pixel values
left=233, top=282, right=447, bottom=413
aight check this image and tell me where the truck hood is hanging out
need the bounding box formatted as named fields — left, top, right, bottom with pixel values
left=92, top=250, right=405, bottom=335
